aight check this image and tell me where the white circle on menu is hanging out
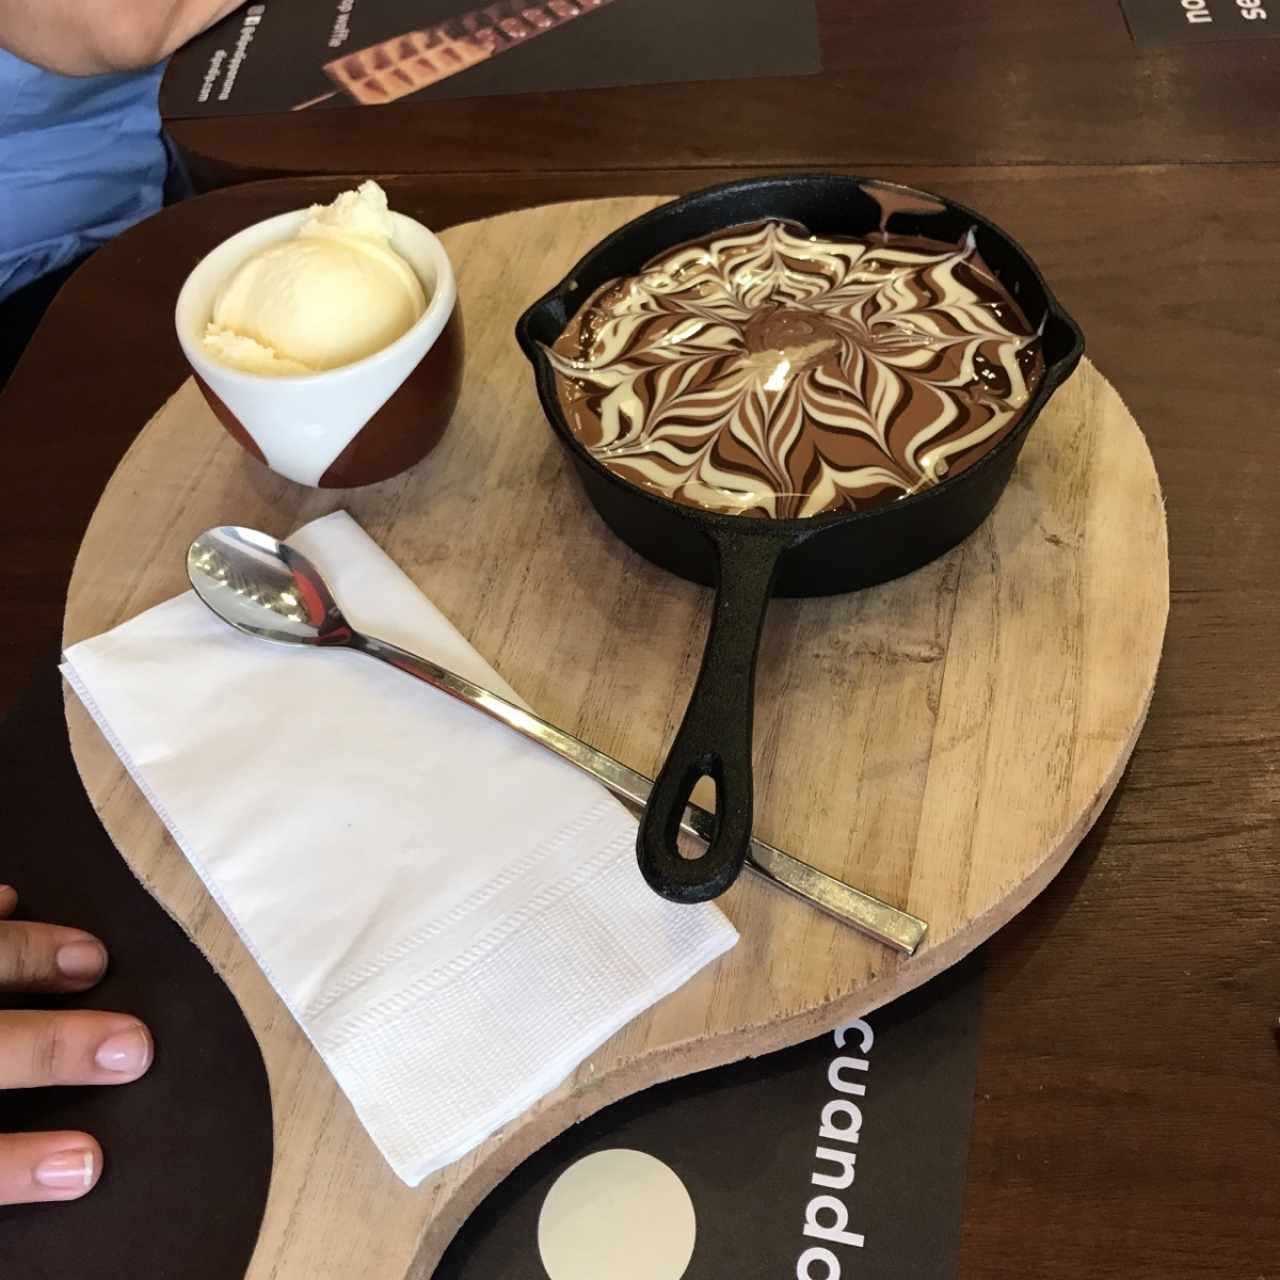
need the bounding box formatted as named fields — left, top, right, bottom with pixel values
left=537, top=1148, right=696, bottom=1280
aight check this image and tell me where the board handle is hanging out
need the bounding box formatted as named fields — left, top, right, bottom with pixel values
left=637, top=533, right=785, bottom=902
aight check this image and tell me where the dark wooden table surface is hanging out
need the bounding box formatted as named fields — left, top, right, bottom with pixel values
left=166, top=0, right=1280, bottom=190
left=2, top=162, right=1278, bottom=1277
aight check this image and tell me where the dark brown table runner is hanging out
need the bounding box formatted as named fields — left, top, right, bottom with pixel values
left=0, top=667, right=272, bottom=1280
left=440, top=957, right=985, bottom=1280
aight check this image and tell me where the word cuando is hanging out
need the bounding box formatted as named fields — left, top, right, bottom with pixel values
left=795, top=1017, right=873, bottom=1280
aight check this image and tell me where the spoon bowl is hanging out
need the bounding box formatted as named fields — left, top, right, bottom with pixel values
left=187, top=526, right=349, bottom=646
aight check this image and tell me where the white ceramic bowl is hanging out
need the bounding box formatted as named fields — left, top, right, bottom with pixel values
left=175, top=207, right=462, bottom=487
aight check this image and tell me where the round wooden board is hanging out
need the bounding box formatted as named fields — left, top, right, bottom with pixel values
left=63, top=197, right=1167, bottom=1279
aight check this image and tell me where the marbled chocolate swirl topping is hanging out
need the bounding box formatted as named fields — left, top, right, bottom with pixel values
left=548, top=219, right=1045, bottom=518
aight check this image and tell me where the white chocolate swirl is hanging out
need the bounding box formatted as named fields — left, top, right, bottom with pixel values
left=548, top=220, right=1044, bottom=518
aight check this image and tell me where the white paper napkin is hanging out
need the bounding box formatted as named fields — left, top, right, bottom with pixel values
left=62, top=510, right=737, bottom=1186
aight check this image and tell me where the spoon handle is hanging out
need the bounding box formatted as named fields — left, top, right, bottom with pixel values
left=351, top=632, right=927, bottom=956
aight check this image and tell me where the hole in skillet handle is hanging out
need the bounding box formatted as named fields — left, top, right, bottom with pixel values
left=637, top=527, right=796, bottom=903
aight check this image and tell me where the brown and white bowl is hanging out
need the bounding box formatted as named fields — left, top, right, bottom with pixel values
left=175, top=207, right=462, bottom=488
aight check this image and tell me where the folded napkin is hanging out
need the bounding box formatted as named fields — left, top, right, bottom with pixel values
left=62, top=511, right=737, bottom=1185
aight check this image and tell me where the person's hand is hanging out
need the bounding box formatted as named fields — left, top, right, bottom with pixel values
left=0, top=884, right=153, bottom=1205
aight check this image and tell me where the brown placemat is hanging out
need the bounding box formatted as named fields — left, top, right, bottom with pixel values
left=160, top=0, right=821, bottom=118
left=0, top=665, right=271, bottom=1280
left=439, top=955, right=985, bottom=1279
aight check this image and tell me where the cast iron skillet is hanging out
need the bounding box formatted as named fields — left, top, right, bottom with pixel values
left=516, top=174, right=1084, bottom=904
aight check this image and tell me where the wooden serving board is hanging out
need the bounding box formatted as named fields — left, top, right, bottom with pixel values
left=63, top=198, right=1168, bottom=1278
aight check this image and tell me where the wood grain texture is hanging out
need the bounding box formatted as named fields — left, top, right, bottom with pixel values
left=165, top=0, right=1280, bottom=190
left=60, top=198, right=1166, bottom=1279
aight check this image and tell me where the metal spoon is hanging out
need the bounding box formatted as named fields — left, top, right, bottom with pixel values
left=186, top=525, right=928, bottom=955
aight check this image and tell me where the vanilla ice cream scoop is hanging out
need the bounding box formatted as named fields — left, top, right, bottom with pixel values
left=203, top=181, right=427, bottom=376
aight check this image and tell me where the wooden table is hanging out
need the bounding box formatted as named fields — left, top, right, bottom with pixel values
left=3, top=164, right=1279, bottom=1276
left=164, top=0, right=1280, bottom=190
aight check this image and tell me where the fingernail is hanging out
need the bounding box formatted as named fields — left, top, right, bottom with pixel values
left=56, top=940, right=107, bottom=981
left=94, top=1027, right=152, bottom=1075
left=35, top=1148, right=96, bottom=1191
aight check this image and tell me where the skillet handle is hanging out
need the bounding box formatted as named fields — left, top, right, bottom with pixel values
left=637, top=533, right=785, bottom=902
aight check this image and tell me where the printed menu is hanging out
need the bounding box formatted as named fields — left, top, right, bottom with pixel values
left=161, top=0, right=821, bottom=117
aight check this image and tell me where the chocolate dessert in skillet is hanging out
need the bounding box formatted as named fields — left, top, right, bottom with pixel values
left=547, top=219, right=1044, bottom=519
left=520, top=175, right=1084, bottom=903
